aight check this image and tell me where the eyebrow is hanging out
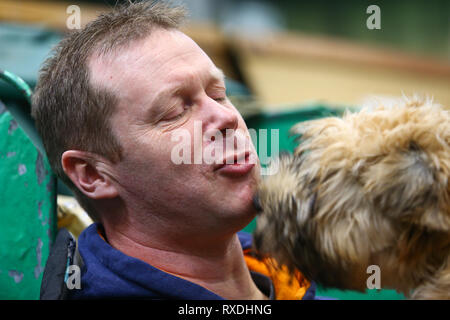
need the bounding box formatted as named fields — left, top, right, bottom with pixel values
left=147, top=68, right=226, bottom=122
left=211, top=68, right=226, bottom=84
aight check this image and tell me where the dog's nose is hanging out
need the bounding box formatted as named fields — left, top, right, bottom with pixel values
left=253, top=194, right=263, bottom=214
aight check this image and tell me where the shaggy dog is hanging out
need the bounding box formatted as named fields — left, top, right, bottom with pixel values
left=253, top=97, right=450, bottom=299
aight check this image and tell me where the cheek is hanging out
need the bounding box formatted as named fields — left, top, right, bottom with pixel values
left=114, top=134, right=173, bottom=187
left=119, top=131, right=205, bottom=186
left=122, top=126, right=173, bottom=162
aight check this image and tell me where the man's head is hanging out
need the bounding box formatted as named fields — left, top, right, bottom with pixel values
left=32, top=1, right=260, bottom=236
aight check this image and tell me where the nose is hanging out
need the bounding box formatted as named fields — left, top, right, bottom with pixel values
left=201, top=97, right=239, bottom=133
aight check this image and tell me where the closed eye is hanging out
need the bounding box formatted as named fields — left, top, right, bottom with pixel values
left=207, top=82, right=227, bottom=103
left=213, top=96, right=227, bottom=102
left=161, top=98, right=194, bottom=121
left=161, top=104, right=185, bottom=121
left=164, top=111, right=184, bottom=121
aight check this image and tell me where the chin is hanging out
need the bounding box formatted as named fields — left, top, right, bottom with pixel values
left=220, top=189, right=258, bottom=230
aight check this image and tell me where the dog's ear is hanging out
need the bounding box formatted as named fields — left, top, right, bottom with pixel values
left=363, top=142, right=450, bottom=231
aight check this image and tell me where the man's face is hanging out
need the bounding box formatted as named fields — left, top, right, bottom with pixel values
left=89, top=29, right=260, bottom=235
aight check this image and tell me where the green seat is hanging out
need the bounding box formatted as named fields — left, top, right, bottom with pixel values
left=0, top=23, right=65, bottom=299
left=0, top=74, right=57, bottom=299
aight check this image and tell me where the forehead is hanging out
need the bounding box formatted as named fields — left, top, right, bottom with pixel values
left=88, top=29, right=221, bottom=101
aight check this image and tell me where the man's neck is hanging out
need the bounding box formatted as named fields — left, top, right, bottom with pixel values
left=103, top=223, right=267, bottom=300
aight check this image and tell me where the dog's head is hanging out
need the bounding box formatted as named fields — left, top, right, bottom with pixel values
left=253, top=98, right=450, bottom=291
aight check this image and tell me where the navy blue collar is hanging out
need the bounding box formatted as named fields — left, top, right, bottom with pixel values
left=70, top=223, right=315, bottom=300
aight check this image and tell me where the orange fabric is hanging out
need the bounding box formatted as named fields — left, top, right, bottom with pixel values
left=244, top=249, right=311, bottom=300
left=97, top=226, right=107, bottom=241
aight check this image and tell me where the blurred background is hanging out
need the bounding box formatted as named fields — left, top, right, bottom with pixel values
left=1, top=0, right=449, bottom=108
left=0, top=0, right=448, bottom=300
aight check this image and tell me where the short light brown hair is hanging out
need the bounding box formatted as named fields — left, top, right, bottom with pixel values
left=32, top=1, right=186, bottom=221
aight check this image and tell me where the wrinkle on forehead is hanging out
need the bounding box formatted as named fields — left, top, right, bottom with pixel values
left=87, top=28, right=214, bottom=101
left=87, top=36, right=150, bottom=98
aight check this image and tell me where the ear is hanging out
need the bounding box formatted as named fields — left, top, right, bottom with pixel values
left=61, top=150, right=119, bottom=200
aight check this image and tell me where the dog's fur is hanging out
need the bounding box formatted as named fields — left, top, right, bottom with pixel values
left=253, top=97, right=450, bottom=299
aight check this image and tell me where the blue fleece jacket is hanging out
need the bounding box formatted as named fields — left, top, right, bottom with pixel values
left=69, top=223, right=316, bottom=300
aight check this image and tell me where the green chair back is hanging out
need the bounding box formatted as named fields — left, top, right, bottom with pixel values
left=0, top=71, right=57, bottom=299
